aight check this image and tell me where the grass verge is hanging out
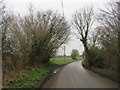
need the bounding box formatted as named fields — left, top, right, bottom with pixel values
left=9, top=57, right=82, bottom=88
left=89, top=67, right=119, bottom=82
left=82, top=61, right=119, bottom=83
left=9, top=67, right=50, bottom=88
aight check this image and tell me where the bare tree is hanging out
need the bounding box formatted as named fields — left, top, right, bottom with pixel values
left=72, top=7, right=94, bottom=65
left=7, top=9, right=70, bottom=65
left=95, top=1, right=119, bottom=71
left=34, top=10, right=70, bottom=63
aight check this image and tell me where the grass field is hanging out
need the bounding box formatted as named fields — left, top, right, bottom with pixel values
left=49, top=57, right=83, bottom=65
left=49, top=58, right=74, bottom=65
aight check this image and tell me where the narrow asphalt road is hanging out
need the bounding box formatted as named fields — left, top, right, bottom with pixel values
left=43, top=61, right=119, bottom=88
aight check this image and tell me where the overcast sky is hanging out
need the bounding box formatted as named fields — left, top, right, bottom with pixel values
left=5, top=0, right=112, bottom=56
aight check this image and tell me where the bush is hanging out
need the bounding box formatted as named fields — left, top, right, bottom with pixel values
left=71, top=49, right=79, bottom=60
left=88, top=46, right=104, bottom=68
left=93, top=56, right=104, bottom=68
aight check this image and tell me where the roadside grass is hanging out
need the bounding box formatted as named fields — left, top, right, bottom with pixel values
left=90, top=67, right=119, bottom=82
left=82, top=61, right=119, bottom=82
left=10, top=67, right=50, bottom=88
left=9, top=57, right=83, bottom=88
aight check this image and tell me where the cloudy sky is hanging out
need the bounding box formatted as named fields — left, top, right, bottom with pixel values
left=5, top=0, right=112, bottom=56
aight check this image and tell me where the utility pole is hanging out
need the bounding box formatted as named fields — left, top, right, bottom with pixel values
left=61, top=0, right=65, bottom=64
left=61, top=0, right=64, bottom=17
left=64, top=45, right=65, bottom=64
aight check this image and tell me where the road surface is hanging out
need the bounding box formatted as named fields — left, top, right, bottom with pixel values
left=43, top=61, right=119, bottom=88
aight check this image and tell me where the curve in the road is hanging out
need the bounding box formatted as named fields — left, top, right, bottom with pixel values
left=43, top=61, right=119, bottom=88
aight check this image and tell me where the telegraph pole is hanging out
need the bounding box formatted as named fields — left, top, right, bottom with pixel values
left=61, top=0, right=65, bottom=64
left=61, top=0, right=64, bottom=16
left=64, top=45, right=65, bottom=64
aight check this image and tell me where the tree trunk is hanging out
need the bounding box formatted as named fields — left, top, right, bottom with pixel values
left=83, top=42, right=90, bottom=66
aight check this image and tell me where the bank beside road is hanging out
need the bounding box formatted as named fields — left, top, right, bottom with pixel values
left=82, top=61, right=120, bottom=83
left=9, top=57, right=80, bottom=88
